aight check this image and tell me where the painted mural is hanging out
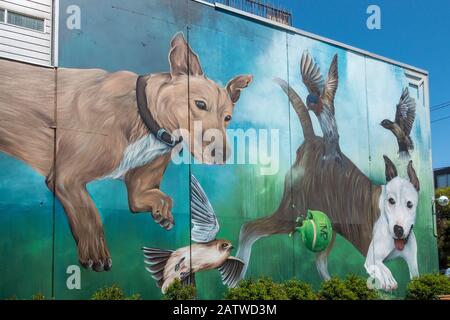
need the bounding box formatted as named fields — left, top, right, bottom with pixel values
left=0, top=0, right=437, bottom=299
left=236, top=54, right=421, bottom=291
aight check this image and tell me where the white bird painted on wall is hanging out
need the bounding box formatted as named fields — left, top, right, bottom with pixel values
left=142, top=175, right=244, bottom=293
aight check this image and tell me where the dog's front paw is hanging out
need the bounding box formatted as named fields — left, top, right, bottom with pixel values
left=147, top=190, right=174, bottom=230
left=379, top=276, right=398, bottom=291
left=77, top=228, right=112, bottom=272
left=373, top=264, right=398, bottom=291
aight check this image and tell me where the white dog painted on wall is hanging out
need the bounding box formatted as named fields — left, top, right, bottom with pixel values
left=364, top=157, right=420, bottom=290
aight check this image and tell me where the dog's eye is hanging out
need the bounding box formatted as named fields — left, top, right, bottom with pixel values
left=224, top=115, right=232, bottom=122
left=407, top=201, right=413, bottom=209
left=221, top=243, right=228, bottom=249
left=195, top=100, right=207, bottom=111
left=388, top=198, right=396, bottom=205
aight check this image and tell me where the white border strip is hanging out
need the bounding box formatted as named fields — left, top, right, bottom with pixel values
left=192, top=0, right=215, bottom=7
left=212, top=2, right=428, bottom=76
left=52, top=0, right=59, bottom=67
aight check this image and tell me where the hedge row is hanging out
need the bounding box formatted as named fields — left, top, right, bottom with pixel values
left=6, top=273, right=449, bottom=300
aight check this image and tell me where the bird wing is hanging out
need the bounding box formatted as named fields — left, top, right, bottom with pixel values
left=142, top=247, right=174, bottom=288
left=395, top=87, right=416, bottom=135
left=301, top=51, right=325, bottom=96
left=190, top=174, right=220, bottom=243
left=321, top=54, right=338, bottom=114
left=218, top=256, right=245, bottom=288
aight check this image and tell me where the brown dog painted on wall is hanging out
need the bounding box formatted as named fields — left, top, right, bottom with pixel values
left=0, top=33, right=252, bottom=272
left=233, top=61, right=420, bottom=291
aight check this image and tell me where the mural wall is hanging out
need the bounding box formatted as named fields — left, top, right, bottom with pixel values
left=0, top=0, right=438, bottom=299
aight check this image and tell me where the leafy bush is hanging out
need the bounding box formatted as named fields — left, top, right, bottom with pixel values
left=318, top=275, right=379, bottom=300
left=282, top=279, right=317, bottom=300
left=163, top=279, right=196, bottom=300
left=226, top=276, right=378, bottom=300
left=318, top=277, right=358, bottom=300
left=344, top=275, right=379, bottom=300
left=436, top=187, right=450, bottom=269
left=91, top=284, right=141, bottom=300
left=406, top=273, right=450, bottom=300
left=31, top=293, right=46, bottom=300
left=224, top=277, right=288, bottom=300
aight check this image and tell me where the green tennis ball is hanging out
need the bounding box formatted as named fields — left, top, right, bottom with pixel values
left=296, top=210, right=333, bottom=252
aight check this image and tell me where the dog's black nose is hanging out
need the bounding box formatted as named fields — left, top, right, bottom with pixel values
left=394, top=225, right=404, bottom=238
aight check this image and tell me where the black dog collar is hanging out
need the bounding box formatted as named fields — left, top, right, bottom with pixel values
left=404, top=224, right=414, bottom=244
left=136, top=75, right=182, bottom=147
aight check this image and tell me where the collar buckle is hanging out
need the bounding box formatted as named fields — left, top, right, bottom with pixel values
left=157, top=128, right=180, bottom=147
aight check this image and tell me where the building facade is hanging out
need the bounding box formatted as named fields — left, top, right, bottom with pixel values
left=0, top=0, right=54, bottom=65
left=0, top=0, right=438, bottom=299
left=435, top=167, right=450, bottom=189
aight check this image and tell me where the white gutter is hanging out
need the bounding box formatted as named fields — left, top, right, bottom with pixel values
left=190, top=1, right=428, bottom=76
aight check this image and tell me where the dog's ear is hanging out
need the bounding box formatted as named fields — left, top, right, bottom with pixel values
left=226, top=75, right=253, bottom=104
left=383, top=155, right=398, bottom=182
left=169, top=32, right=203, bottom=77
left=407, top=160, right=420, bottom=191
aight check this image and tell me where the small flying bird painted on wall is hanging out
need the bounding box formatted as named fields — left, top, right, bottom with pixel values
left=301, top=51, right=342, bottom=164
left=142, top=175, right=244, bottom=293
left=380, top=87, right=416, bottom=159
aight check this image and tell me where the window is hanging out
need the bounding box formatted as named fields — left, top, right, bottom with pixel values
left=437, top=174, right=449, bottom=188
left=408, top=83, right=419, bottom=100
left=0, top=3, right=53, bottom=66
left=7, top=11, right=44, bottom=32
left=405, top=71, right=425, bottom=108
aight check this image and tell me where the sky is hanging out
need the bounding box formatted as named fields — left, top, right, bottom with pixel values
left=274, top=0, right=449, bottom=169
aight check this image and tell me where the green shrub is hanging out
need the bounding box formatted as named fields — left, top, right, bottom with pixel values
left=91, top=284, right=141, bottom=300
left=344, top=275, right=379, bottom=300
left=318, top=277, right=358, bottom=300
left=31, top=293, right=46, bottom=300
left=226, top=276, right=377, bottom=300
left=406, top=273, right=450, bottom=300
left=282, top=279, right=317, bottom=300
left=224, top=277, right=288, bottom=300
left=163, top=279, right=196, bottom=300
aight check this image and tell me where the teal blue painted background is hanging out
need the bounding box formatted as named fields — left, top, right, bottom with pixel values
left=0, top=0, right=438, bottom=299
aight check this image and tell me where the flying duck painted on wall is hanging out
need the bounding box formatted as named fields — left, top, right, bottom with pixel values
left=381, top=87, right=417, bottom=159
left=301, top=51, right=343, bottom=165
